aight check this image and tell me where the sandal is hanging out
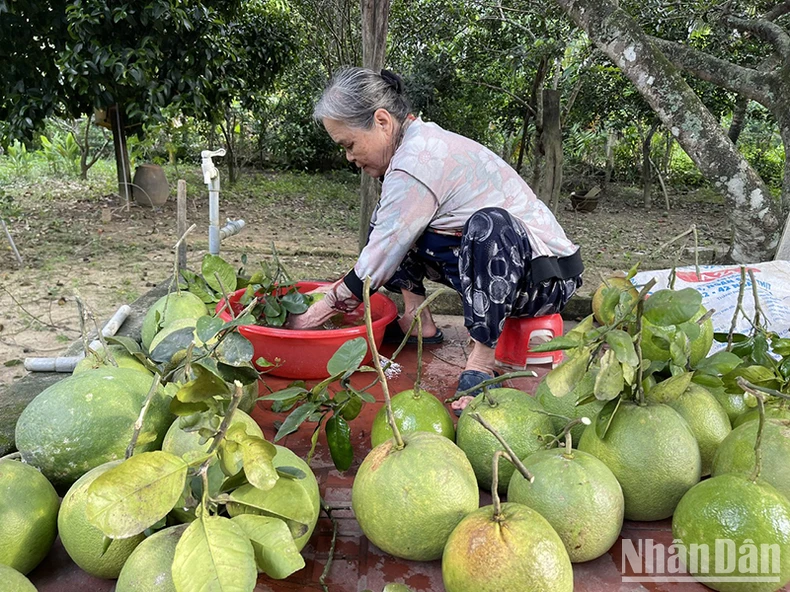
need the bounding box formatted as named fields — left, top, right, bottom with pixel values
left=383, top=321, right=444, bottom=345
left=451, top=370, right=499, bottom=416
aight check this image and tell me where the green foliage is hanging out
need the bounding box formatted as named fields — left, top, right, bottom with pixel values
left=5, top=141, right=33, bottom=177
left=40, top=132, right=80, bottom=176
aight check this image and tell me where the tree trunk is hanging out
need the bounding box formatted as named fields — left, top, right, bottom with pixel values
left=728, top=97, right=749, bottom=145
left=109, top=104, right=132, bottom=210
left=358, top=0, right=389, bottom=252
left=604, top=129, right=616, bottom=188
left=517, top=57, right=549, bottom=175
left=553, top=0, right=782, bottom=263
left=539, top=89, right=563, bottom=212
left=642, top=121, right=660, bottom=210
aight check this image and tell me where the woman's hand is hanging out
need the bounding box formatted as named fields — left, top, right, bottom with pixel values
left=284, top=280, right=361, bottom=330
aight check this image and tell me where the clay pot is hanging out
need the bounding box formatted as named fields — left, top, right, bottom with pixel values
left=133, top=164, right=169, bottom=207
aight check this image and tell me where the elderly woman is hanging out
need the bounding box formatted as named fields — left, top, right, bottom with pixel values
left=287, top=66, right=583, bottom=412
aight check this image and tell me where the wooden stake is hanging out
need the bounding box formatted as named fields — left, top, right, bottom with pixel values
left=177, top=180, right=187, bottom=271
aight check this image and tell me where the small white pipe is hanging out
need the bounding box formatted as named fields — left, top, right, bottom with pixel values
left=219, top=219, right=245, bottom=240
left=201, top=148, right=226, bottom=255
left=24, top=305, right=132, bottom=372
left=1, top=218, right=23, bottom=266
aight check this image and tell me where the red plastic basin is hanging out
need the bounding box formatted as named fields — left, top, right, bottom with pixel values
left=216, top=281, right=398, bottom=380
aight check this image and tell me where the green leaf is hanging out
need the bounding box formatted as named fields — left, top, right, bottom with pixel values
left=105, top=335, right=142, bottom=355
left=258, top=386, right=309, bottom=402
left=217, top=332, right=254, bottom=366
left=594, top=349, right=624, bottom=401
left=646, top=372, right=693, bottom=404
left=177, top=364, right=230, bottom=402
left=274, top=401, right=322, bottom=442
left=326, top=415, right=353, bottom=471
left=196, top=316, right=224, bottom=344
left=170, top=397, right=210, bottom=416
left=643, top=288, right=702, bottom=326
left=529, top=334, right=583, bottom=352
left=227, top=482, right=311, bottom=540
left=276, top=465, right=307, bottom=480
left=326, top=337, right=368, bottom=375
left=279, top=291, right=309, bottom=314
left=692, top=373, right=724, bottom=388
left=86, top=451, right=188, bottom=539
left=567, top=314, right=595, bottom=339
left=546, top=349, right=591, bottom=398
left=149, top=326, right=195, bottom=363
left=339, top=393, right=363, bottom=421
left=595, top=396, right=622, bottom=439
left=695, top=351, right=742, bottom=375
left=202, top=254, right=237, bottom=295
left=605, top=330, right=639, bottom=367
left=241, top=436, right=279, bottom=492
left=172, top=515, right=256, bottom=592
left=231, top=515, right=305, bottom=579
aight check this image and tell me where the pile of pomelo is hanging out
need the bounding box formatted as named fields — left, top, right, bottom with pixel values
left=7, top=266, right=790, bottom=592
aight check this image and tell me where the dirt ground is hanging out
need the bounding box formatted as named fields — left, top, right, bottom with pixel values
left=0, top=178, right=729, bottom=389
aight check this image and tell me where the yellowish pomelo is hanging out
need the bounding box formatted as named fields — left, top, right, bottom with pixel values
left=672, top=474, right=790, bottom=592
left=507, top=448, right=624, bottom=563
left=58, top=461, right=145, bottom=579
left=592, top=276, right=639, bottom=325
left=352, top=431, right=478, bottom=561
left=712, top=418, right=790, bottom=500
left=456, top=388, right=555, bottom=494
left=141, top=291, right=207, bottom=351
left=441, top=502, right=574, bottom=592
left=115, top=525, right=187, bottom=592
left=578, top=401, right=701, bottom=521
left=0, top=564, right=37, bottom=592
left=73, top=345, right=151, bottom=375
left=0, top=459, right=59, bottom=574
left=370, top=388, right=455, bottom=448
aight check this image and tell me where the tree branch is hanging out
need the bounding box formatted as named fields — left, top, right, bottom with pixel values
left=649, top=36, right=777, bottom=105
left=462, top=80, right=534, bottom=113
left=765, top=1, right=790, bottom=22
left=724, top=14, right=790, bottom=62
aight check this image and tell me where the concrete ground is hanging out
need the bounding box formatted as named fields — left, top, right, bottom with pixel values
left=21, top=312, right=778, bottom=592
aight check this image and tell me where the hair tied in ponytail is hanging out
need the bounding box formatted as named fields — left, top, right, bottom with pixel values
left=380, top=69, right=404, bottom=94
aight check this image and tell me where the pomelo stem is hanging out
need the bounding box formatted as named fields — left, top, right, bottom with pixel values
left=126, top=372, right=162, bottom=459
left=413, top=314, right=424, bottom=396
left=469, top=412, right=534, bottom=483
left=363, top=277, right=404, bottom=449
left=386, top=288, right=453, bottom=367
left=214, top=272, right=235, bottom=320
left=491, top=449, right=513, bottom=521
left=635, top=297, right=646, bottom=406
left=737, top=378, right=766, bottom=482
left=443, top=370, right=536, bottom=403
left=207, top=381, right=244, bottom=455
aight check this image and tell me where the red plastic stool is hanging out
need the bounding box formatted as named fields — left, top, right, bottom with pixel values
left=494, top=314, right=565, bottom=369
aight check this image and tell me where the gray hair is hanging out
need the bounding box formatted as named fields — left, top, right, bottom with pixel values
left=313, top=67, right=411, bottom=130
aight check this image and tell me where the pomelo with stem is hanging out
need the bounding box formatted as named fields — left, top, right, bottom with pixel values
left=442, top=448, right=573, bottom=592
left=507, top=419, right=625, bottom=563
left=351, top=279, right=479, bottom=561
left=370, top=314, right=455, bottom=447
left=672, top=380, right=790, bottom=592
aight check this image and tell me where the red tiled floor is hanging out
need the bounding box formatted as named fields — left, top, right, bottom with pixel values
left=27, top=315, right=790, bottom=591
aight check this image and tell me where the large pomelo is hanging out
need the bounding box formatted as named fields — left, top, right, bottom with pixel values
left=441, top=502, right=573, bottom=592
left=578, top=401, right=701, bottom=521
left=710, top=387, right=749, bottom=425
left=456, top=388, right=555, bottom=494
left=58, top=461, right=145, bottom=579
left=648, top=383, right=731, bottom=476
left=226, top=445, right=320, bottom=551
left=0, top=459, right=59, bottom=574
left=141, top=291, right=207, bottom=351
left=352, top=431, right=478, bottom=561
left=641, top=305, right=714, bottom=367
left=672, top=474, right=790, bottom=592
left=733, top=402, right=790, bottom=427
left=115, top=525, right=187, bottom=592
left=592, top=276, right=638, bottom=325
left=535, top=377, right=604, bottom=445
left=507, top=448, right=624, bottom=563
left=370, top=388, right=455, bottom=448
left=0, top=564, right=37, bottom=592
left=73, top=345, right=151, bottom=375
left=15, top=367, right=174, bottom=492
left=712, top=418, right=790, bottom=500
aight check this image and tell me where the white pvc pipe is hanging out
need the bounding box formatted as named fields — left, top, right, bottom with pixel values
left=219, top=219, right=245, bottom=240
left=208, top=186, right=220, bottom=255
left=24, top=305, right=132, bottom=372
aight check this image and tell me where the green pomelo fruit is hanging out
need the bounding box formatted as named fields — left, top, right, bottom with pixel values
left=641, top=305, right=713, bottom=367
left=712, top=418, right=790, bottom=500
left=73, top=345, right=151, bottom=375
left=15, top=367, right=174, bottom=492
left=115, top=525, right=187, bottom=592
left=578, top=401, right=701, bottom=521
left=456, top=388, right=555, bottom=494
left=141, top=291, right=207, bottom=351
left=0, top=564, right=37, bottom=592
left=535, top=377, right=604, bottom=445
left=710, top=387, right=749, bottom=425
left=352, top=431, right=478, bottom=561
left=592, top=276, right=638, bottom=326
left=442, top=502, right=573, bottom=592
left=507, top=448, right=624, bottom=563
left=226, top=445, right=320, bottom=551
left=148, top=317, right=197, bottom=354
left=651, top=383, right=731, bottom=477
left=672, top=474, right=790, bottom=592
left=0, top=459, right=59, bottom=574
left=58, top=461, right=145, bottom=579
left=370, top=388, right=455, bottom=448
left=733, top=403, right=790, bottom=427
